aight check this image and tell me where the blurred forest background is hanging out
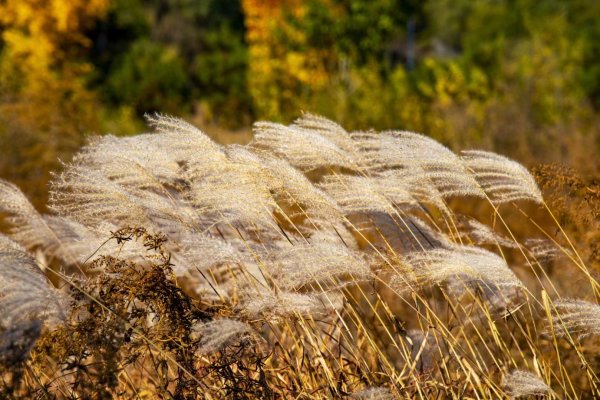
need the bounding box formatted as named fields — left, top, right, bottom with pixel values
left=1, top=0, right=599, bottom=209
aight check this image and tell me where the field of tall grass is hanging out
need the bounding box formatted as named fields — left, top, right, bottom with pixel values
left=0, top=113, right=599, bottom=399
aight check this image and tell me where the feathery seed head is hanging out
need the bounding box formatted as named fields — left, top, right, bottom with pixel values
left=194, top=319, right=256, bottom=354
left=269, top=241, right=372, bottom=291
left=0, top=180, right=58, bottom=250
left=291, top=112, right=360, bottom=157
left=461, top=218, right=518, bottom=248
left=350, top=387, right=394, bottom=399
left=319, top=174, right=417, bottom=215
left=252, top=121, right=357, bottom=171
left=502, top=370, right=552, bottom=399
left=550, top=299, right=600, bottom=339
left=401, top=245, right=523, bottom=294
left=461, top=150, right=543, bottom=204
left=0, top=235, right=67, bottom=330
left=352, top=130, right=483, bottom=198
left=525, top=238, right=565, bottom=264
left=242, top=291, right=325, bottom=320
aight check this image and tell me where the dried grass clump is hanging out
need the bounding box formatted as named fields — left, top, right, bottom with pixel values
left=0, top=113, right=598, bottom=398
left=533, top=163, right=600, bottom=267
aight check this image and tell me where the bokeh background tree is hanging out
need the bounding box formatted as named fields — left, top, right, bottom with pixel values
left=1, top=0, right=599, bottom=208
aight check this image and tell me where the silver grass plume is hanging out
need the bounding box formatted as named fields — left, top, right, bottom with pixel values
left=172, top=232, right=268, bottom=298
left=71, top=134, right=183, bottom=190
left=145, top=121, right=228, bottom=175
left=50, top=165, right=162, bottom=228
left=0, top=180, right=150, bottom=266
left=377, top=169, right=451, bottom=214
left=194, top=319, right=256, bottom=354
left=350, top=387, right=394, bottom=400
left=72, top=135, right=205, bottom=228
left=74, top=115, right=227, bottom=195
left=291, top=112, right=360, bottom=158
left=267, top=166, right=343, bottom=222
left=461, top=150, right=543, bottom=204
left=127, top=114, right=229, bottom=183
left=36, top=216, right=106, bottom=263
left=400, top=245, right=523, bottom=294
left=550, top=299, right=600, bottom=339
left=0, top=180, right=91, bottom=265
left=145, top=112, right=205, bottom=136
left=352, top=130, right=483, bottom=198
left=0, top=236, right=67, bottom=364
left=268, top=241, right=372, bottom=291
left=461, top=218, right=518, bottom=248
left=138, top=117, right=272, bottom=228
left=0, top=181, right=57, bottom=249
left=502, top=370, right=552, bottom=399
left=241, top=291, right=326, bottom=321
left=525, top=238, right=565, bottom=264
left=153, top=138, right=276, bottom=228
left=187, top=162, right=277, bottom=227
left=0, top=181, right=44, bottom=238
left=251, top=122, right=357, bottom=171
left=50, top=149, right=197, bottom=231
left=307, top=224, right=359, bottom=251
left=319, top=174, right=417, bottom=215
left=144, top=112, right=229, bottom=167
left=175, top=232, right=251, bottom=274
left=53, top=132, right=217, bottom=230
left=0, top=237, right=66, bottom=326
left=225, top=145, right=342, bottom=224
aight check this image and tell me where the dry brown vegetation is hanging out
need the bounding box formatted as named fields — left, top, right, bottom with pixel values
left=0, top=114, right=599, bottom=399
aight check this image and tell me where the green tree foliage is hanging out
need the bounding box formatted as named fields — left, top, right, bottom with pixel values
left=89, top=0, right=250, bottom=123
left=1, top=0, right=600, bottom=208
left=106, top=39, right=188, bottom=113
